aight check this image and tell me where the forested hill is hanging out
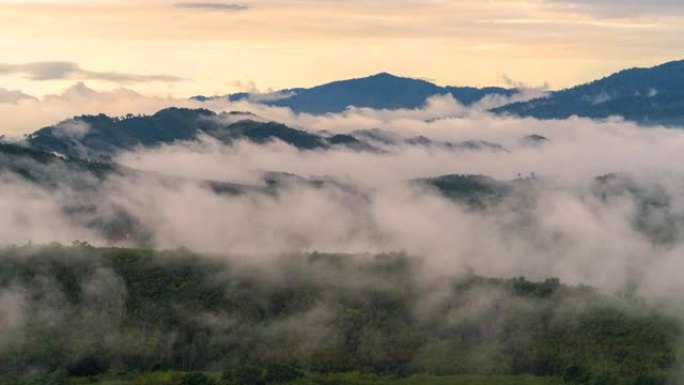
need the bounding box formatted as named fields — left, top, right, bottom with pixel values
left=25, top=108, right=338, bottom=160
left=494, top=60, right=684, bottom=126
left=192, top=72, right=517, bottom=114
left=191, top=60, right=684, bottom=127
left=24, top=108, right=511, bottom=161
left=0, top=141, right=116, bottom=184
left=0, top=245, right=679, bottom=385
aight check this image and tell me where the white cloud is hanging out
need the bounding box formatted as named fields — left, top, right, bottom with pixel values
left=2, top=83, right=684, bottom=305
left=0, top=83, right=201, bottom=136
left=544, top=0, right=684, bottom=17
left=0, top=88, right=35, bottom=104
left=0, top=61, right=183, bottom=83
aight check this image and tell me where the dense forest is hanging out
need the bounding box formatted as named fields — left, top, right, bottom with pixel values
left=0, top=244, right=680, bottom=385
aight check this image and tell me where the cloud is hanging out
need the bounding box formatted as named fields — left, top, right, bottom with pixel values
left=0, top=82, right=200, bottom=135
left=544, top=0, right=684, bottom=17
left=0, top=84, right=536, bottom=136
left=173, top=2, right=249, bottom=11
left=17, top=122, right=683, bottom=304
left=0, top=289, right=23, bottom=332
left=0, top=88, right=35, bottom=104
left=4, top=84, right=684, bottom=305
left=0, top=62, right=183, bottom=83
left=96, top=97, right=684, bottom=303
left=51, top=119, right=91, bottom=140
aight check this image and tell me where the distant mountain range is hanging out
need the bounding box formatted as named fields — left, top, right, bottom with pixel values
left=192, top=72, right=518, bottom=114
left=193, top=60, right=684, bottom=127
left=14, top=60, right=684, bottom=163
left=495, top=60, right=684, bottom=126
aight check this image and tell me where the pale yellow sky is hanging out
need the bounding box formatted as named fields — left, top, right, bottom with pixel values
left=0, top=0, right=683, bottom=97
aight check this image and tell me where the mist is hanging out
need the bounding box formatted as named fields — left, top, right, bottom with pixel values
left=0, top=91, right=683, bottom=306
left=1, top=84, right=684, bottom=385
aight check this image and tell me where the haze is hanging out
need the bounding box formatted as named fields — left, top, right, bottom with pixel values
left=1, top=0, right=684, bottom=98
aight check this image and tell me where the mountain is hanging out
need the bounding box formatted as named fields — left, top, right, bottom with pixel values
left=519, top=134, right=549, bottom=146
left=26, top=108, right=346, bottom=159
left=26, top=108, right=507, bottom=160
left=27, top=108, right=219, bottom=160
left=193, top=72, right=517, bottom=114
left=205, top=120, right=328, bottom=150
left=494, top=60, right=684, bottom=126
left=0, top=141, right=117, bottom=183
left=347, top=128, right=507, bottom=153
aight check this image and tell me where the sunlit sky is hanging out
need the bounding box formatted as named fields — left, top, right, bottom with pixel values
left=1, top=0, right=684, bottom=97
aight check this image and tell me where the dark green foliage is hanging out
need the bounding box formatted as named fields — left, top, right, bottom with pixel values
left=136, top=371, right=186, bottom=385
left=0, top=371, right=68, bottom=385
left=394, top=363, right=426, bottom=379
left=0, top=246, right=679, bottom=384
left=206, top=121, right=327, bottom=150
left=562, top=366, right=590, bottom=384
left=28, top=108, right=217, bottom=160
left=263, top=364, right=303, bottom=383
left=420, top=174, right=513, bottom=208
left=181, top=373, right=215, bottom=385
left=66, top=354, right=109, bottom=377
left=227, top=367, right=265, bottom=385
left=634, top=374, right=668, bottom=385
left=0, top=142, right=116, bottom=184
left=222, top=365, right=310, bottom=384
left=509, top=277, right=561, bottom=297
left=25, top=108, right=375, bottom=160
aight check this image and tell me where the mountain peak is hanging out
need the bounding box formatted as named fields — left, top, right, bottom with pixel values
left=193, top=73, right=515, bottom=114
left=367, top=72, right=400, bottom=79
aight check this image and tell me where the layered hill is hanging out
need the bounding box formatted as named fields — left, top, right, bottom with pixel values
left=193, top=61, right=684, bottom=127
left=494, top=60, right=684, bottom=126
left=25, top=108, right=506, bottom=160
left=193, top=72, right=517, bottom=114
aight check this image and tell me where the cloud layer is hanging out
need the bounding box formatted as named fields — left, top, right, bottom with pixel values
left=2, top=89, right=684, bottom=306
left=545, top=0, right=684, bottom=17
left=173, top=2, right=249, bottom=11
left=0, top=62, right=183, bottom=83
left=0, top=83, right=197, bottom=135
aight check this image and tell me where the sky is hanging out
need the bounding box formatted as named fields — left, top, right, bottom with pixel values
left=0, top=0, right=683, bottom=97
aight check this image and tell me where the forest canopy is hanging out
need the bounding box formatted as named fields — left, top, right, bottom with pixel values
left=0, top=244, right=679, bottom=385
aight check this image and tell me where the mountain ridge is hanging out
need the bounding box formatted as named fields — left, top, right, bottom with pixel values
left=193, top=72, right=518, bottom=114
left=24, top=107, right=509, bottom=160
left=494, top=60, right=684, bottom=126
left=193, top=61, right=684, bottom=126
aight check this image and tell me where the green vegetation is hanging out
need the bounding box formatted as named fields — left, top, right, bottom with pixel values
left=25, top=108, right=361, bottom=160
left=421, top=174, right=514, bottom=208
left=28, top=108, right=217, bottom=160
left=0, top=142, right=117, bottom=183
left=0, top=370, right=568, bottom=385
left=0, top=245, right=680, bottom=385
